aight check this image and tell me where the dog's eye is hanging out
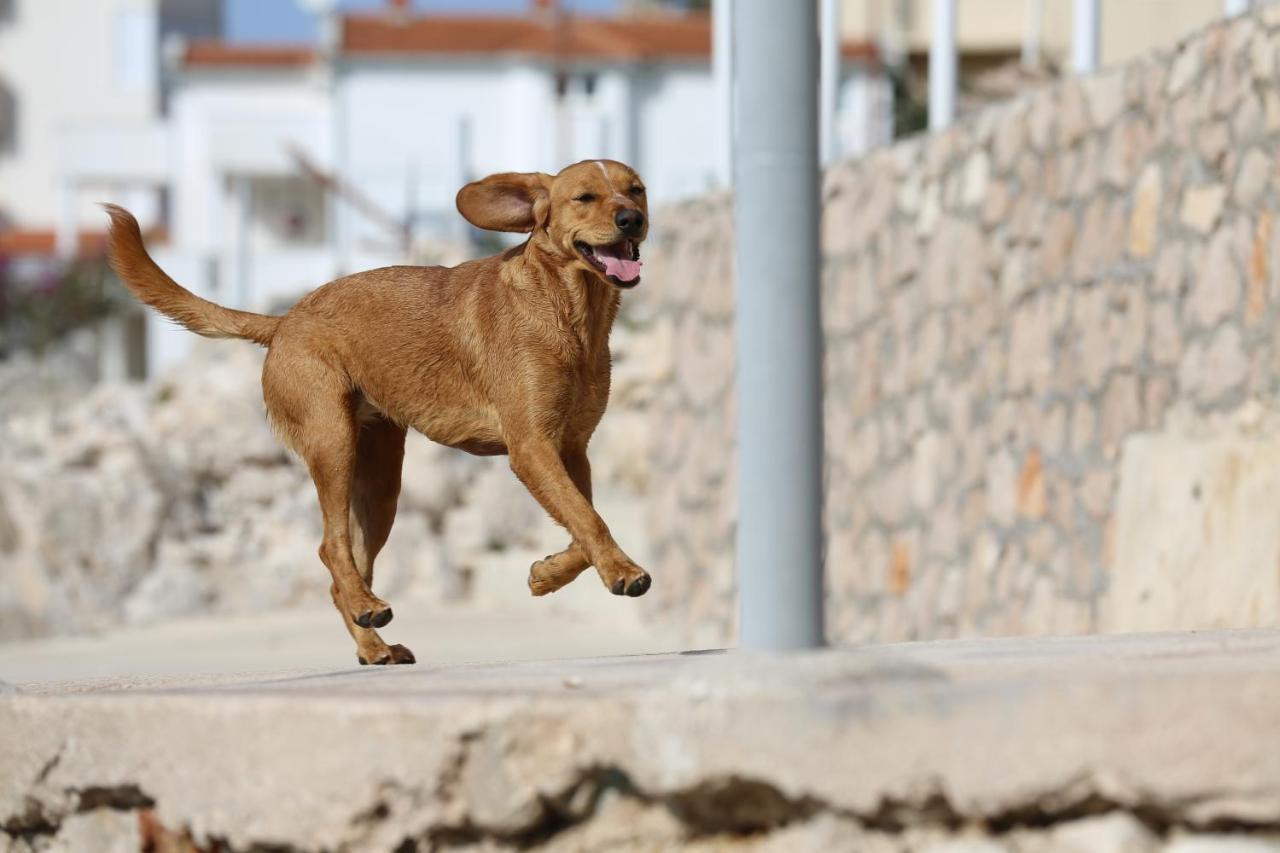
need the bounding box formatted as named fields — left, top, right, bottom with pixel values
left=574, top=193, right=597, bottom=203
left=629, top=185, right=645, bottom=195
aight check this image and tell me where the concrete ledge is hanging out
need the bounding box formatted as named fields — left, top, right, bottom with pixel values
left=4, top=631, right=1280, bottom=851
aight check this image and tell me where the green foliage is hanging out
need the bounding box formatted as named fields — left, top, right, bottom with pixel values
left=0, top=258, right=120, bottom=356
left=890, top=65, right=929, bottom=138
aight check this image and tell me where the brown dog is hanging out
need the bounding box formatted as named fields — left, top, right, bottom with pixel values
left=104, top=159, right=651, bottom=666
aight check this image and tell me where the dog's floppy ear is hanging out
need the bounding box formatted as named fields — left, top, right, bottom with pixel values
left=456, top=172, right=553, bottom=233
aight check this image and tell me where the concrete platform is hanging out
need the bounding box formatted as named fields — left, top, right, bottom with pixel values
left=3, top=630, right=1280, bottom=852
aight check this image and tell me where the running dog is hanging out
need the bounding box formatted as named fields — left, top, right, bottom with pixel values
left=105, top=159, right=650, bottom=665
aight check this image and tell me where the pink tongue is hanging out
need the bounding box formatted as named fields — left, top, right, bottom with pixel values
left=601, top=255, right=642, bottom=281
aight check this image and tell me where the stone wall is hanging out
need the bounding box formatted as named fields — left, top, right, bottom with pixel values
left=643, top=8, right=1280, bottom=646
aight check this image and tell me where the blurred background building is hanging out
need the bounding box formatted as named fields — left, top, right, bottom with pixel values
left=841, top=0, right=1264, bottom=124
left=842, top=0, right=1245, bottom=69
left=0, top=0, right=889, bottom=376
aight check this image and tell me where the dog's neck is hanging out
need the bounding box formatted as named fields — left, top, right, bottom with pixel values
left=507, top=237, right=620, bottom=354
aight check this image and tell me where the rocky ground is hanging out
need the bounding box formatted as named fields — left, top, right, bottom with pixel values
left=0, top=296, right=667, bottom=641
left=3, top=629, right=1280, bottom=852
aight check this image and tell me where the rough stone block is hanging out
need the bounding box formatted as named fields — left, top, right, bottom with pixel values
left=1181, top=184, right=1227, bottom=234
left=1108, top=430, right=1280, bottom=632
left=1128, top=165, right=1162, bottom=258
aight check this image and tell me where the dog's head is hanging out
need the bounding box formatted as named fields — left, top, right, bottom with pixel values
left=456, top=159, right=649, bottom=289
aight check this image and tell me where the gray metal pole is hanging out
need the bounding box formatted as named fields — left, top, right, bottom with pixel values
left=732, top=0, right=825, bottom=651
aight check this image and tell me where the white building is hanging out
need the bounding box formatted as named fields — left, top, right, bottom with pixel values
left=2, top=2, right=891, bottom=376
left=0, top=0, right=218, bottom=246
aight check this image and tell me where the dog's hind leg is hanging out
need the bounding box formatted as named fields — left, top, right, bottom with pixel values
left=341, top=414, right=414, bottom=665
left=263, top=350, right=393, bottom=635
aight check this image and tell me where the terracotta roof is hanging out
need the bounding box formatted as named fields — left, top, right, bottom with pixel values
left=183, top=40, right=317, bottom=68
left=179, top=15, right=879, bottom=67
left=0, top=228, right=168, bottom=259
left=342, top=13, right=723, bottom=61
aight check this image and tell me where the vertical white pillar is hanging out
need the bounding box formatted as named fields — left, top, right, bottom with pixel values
left=318, top=1, right=350, bottom=278
left=97, top=316, right=129, bottom=383
left=712, top=0, right=732, bottom=186
left=1225, top=0, right=1251, bottom=16
left=56, top=180, right=78, bottom=259
left=1072, top=0, right=1100, bottom=74
left=1023, top=0, right=1043, bottom=67
left=235, top=176, right=251, bottom=308
left=224, top=175, right=251, bottom=309
left=820, top=0, right=840, bottom=165
left=332, top=77, right=352, bottom=277
left=929, top=0, right=957, bottom=131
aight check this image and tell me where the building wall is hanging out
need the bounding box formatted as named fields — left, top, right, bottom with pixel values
left=341, top=60, right=513, bottom=239
left=642, top=8, right=1280, bottom=645
left=0, top=0, right=160, bottom=228
left=169, top=71, right=330, bottom=255
left=338, top=58, right=736, bottom=213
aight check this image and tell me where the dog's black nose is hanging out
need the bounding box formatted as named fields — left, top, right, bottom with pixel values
left=615, top=208, right=644, bottom=235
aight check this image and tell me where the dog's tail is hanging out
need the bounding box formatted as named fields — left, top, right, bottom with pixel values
left=103, top=204, right=281, bottom=347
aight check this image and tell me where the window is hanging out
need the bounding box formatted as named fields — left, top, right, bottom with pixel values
left=248, top=177, right=326, bottom=248
left=553, top=73, right=599, bottom=101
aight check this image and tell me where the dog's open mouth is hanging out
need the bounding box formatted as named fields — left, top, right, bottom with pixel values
left=576, top=239, right=642, bottom=288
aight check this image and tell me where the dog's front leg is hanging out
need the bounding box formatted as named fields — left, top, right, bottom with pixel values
left=528, top=446, right=594, bottom=596
left=509, top=438, right=651, bottom=597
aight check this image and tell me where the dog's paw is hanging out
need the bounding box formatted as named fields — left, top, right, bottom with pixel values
left=605, top=564, right=652, bottom=598
left=353, top=600, right=394, bottom=629
left=529, top=570, right=555, bottom=597
left=528, top=552, right=590, bottom=596
left=358, top=644, right=416, bottom=666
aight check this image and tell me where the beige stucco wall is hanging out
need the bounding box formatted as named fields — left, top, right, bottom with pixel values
left=841, top=0, right=1247, bottom=68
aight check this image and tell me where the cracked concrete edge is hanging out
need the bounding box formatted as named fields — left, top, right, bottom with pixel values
left=3, top=655, right=1280, bottom=851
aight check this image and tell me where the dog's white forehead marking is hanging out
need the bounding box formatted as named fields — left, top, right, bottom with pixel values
left=595, top=160, right=629, bottom=202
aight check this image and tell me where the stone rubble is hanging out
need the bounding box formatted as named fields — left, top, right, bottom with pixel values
left=0, top=303, right=665, bottom=640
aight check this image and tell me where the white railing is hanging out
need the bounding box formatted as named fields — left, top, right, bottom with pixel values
left=930, top=0, right=1260, bottom=131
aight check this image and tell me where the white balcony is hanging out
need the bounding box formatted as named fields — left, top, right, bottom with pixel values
left=58, top=121, right=171, bottom=182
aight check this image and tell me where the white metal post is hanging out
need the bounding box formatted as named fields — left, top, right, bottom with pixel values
left=712, top=0, right=732, bottom=186
left=232, top=175, right=251, bottom=308
left=1225, top=0, right=1251, bottom=16
left=820, top=0, right=840, bottom=165
left=1023, top=0, right=1043, bottom=67
left=732, top=0, right=825, bottom=651
left=1072, top=0, right=1100, bottom=73
left=929, top=0, right=957, bottom=131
